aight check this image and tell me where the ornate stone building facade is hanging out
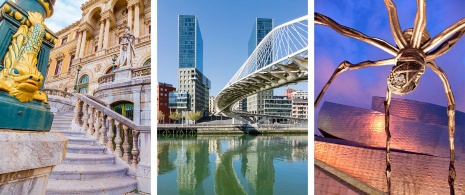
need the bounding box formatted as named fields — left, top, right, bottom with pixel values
left=45, top=0, right=151, bottom=125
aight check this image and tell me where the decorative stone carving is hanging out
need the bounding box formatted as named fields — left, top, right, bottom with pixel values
left=118, top=26, right=135, bottom=67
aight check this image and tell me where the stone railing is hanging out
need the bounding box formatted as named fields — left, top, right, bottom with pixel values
left=98, top=73, right=115, bottom=85
left=132, top=66, right=150, bottom=78
left=73, top=93, right=150, bottom=169
left=44, top=89, right=150, bottom=170
left=44, top=88, right=75, bottom=99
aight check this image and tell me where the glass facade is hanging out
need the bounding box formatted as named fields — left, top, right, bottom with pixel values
left=169, top=92, right=190, bottom=111
left=178, top=15, right=203, bottom=73
left=248, top=18, right=273, bottom=69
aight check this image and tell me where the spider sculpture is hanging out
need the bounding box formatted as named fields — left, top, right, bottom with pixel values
left=315, top=1, right=465, bottom=194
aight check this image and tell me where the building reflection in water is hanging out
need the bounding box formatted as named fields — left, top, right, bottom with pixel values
left=157, top=134, right=308, bottom=195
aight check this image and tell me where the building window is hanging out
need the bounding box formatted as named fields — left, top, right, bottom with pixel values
left=69, top=54, right=75, bottom=67
left=61, top=36, right=68, bottom=45
left=78, top=75, right=89, bottom=94
left=95, top=46, right=98, bottom=52
left=143, top=58, right=151, bottom=66
left=75, top=31, right=79, bottom=39
left=54, top=59, right=63, bottom=75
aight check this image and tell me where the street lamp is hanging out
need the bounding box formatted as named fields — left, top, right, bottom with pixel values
left=73, top=65, right=82, bottom=93
left=111, top=54, right=117, bottom=71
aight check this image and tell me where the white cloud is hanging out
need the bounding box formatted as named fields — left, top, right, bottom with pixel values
left=45, top=0, right=87, bottom=32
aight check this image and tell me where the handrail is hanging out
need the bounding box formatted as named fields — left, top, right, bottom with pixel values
left=46, top=88, right=150, bottom=169
left=75, top=93, right=150, bottom=131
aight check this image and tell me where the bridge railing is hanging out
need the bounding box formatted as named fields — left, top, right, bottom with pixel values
left=226, top=15, right=308, bottom=89
left=44, top=89, right=150, bottom=170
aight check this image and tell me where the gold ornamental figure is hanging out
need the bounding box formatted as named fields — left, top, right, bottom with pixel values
left=0, top=12, right=48, bottom=103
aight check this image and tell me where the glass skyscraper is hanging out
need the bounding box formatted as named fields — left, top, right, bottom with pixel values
left=178, top=15, right=203, bottom=73
left=177, top=15, right=210, bottom=116
left=246, top=18, right=274, bottom=115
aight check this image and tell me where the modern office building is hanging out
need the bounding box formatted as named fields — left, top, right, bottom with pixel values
left=292, top=98, right=308, bottom=119
left=168, top=92, right=190, bottom=111
left=209, top=96, right=216, bottom=114
left=157, top=82, right=176, bottom=123
left=246, top=18, right=274, bottom=115
left=315, top=97, right=465, bottom=194
left=291, top=90, right=308, bottom=100
left=263, top=96, right=292, bottom=117
left=178, top=15, right=210, bottom=116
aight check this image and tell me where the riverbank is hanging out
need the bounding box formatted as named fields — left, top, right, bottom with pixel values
left=157, top=124, right=308, bottom=135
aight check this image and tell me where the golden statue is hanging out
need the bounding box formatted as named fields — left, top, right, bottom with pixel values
left=0, top=12, right=47, bottom=103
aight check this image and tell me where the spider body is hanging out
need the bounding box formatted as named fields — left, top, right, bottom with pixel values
left=388, top=48, right=426, bottom=95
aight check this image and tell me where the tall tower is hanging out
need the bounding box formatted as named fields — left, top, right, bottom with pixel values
left=246, top=18, right=274, bottom=114
left=178, top=15, right=210, bottom=116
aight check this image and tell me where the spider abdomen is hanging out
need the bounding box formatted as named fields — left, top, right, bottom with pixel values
left=388, top=48, right=426, bottom=95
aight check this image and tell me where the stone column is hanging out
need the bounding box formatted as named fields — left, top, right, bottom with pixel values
left=133, top=86, right=142, bottom=125
left=127, top=5, right=133, bottom=32
left=79, top=30, right=87, bottom=58
left=133, top=3, right=140, bottom=38
left=103, top=18, right=110, bottom=49
left=97, top=20, right=105, bottom=51
left=75, top=31, right=82, bottom=58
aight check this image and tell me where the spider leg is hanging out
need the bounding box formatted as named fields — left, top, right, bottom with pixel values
left=422, top=17, right=465, bottom=52
left=426, top=28, right=465, bottom=61
left=315, top=13, right=399, bottom=56
left=314, top=58, right=395, bottom=108
left=383, top=0, right=408, bottom=49
left=411, top=0, right=427, bottom=48
left=426, top=61, right=456, bottom=195
left=384, top=87, right=392, bottom=195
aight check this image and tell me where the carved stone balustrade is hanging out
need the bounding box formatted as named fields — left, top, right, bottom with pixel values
left=98, top=73, right=115, bottom=84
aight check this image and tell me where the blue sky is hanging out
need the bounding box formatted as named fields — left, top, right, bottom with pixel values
left=0, top=0, right=86, bottom=32
left=158, top=0, right=308, bottom=97
left=315, top=0, right=465, bottom=128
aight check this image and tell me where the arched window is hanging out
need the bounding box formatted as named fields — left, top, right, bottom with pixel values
left=143, top=58, right=151, bottom=66
left=78, top=75, right=89, bottom=94
left=54, top=59, right=63, bottom=75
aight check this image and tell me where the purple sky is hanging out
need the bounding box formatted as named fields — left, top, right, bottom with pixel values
left=315, top=0, right=465, bottom=134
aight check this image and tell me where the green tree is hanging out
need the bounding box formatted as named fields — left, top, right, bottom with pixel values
left=169, top=110, right=182, bottom=124
left=157, top=110, right=164, bottom=123
left=187, top=111, right=202, bottom=124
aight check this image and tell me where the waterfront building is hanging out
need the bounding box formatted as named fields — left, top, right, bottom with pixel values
left=291, top=90, right=308, bottom=100
left=45, top=0, right=152, bottom=125
left=246, top=18, right=274, bottom=115
left=209, top=96, right=216, bottom=114
left=169, top=92, right=190, bottom=111
left=178, top=15, right=210, bottom=116
left=285, top=88, right=295, bottom=99
left=292, top=98, right=307, bottom=119
left=315, top=97, right=465, bottom=193
left=263, top=96, right=292, bottom=118
left=158, top=82, right=176, bottom=123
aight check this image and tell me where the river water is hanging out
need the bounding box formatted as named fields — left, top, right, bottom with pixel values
left=157, top=134, right=308, bottom=195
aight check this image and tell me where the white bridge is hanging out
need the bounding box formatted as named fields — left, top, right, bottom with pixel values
left=215, top=16, right=308, bottom=123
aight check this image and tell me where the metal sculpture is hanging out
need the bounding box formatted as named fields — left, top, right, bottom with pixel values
left=315, top=0, right=464, bottom=194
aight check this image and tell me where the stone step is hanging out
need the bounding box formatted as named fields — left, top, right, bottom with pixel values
left=63, top=153, right=115, bottom=165
left=50, top=130, right=87, bottom=138
left=67, top=137, right=96, bottom=145
left=66, top=144, right=106, bottom=154
left=50, top=164, right=128, bottom=180
left=51, top=124, right=73, bottom=128
left=46, top=176, right=137, bottom=195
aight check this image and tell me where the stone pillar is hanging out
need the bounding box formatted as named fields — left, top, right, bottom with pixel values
left=133, top=86, right=142, bottom=125
left=133, top=3, right=140, bottom=38
left=79, top=30, right=87, bottom=58
left=103, top=18, right=110, bottom=49
left=127, top=5, right=133, bottom=32
left=75, top=31, right=82, bottom=58
left=97, top=20, right=105, bottom=51
left=0, top=131, right=67, bottom=194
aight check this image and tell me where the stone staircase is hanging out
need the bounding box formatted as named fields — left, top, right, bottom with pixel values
left=46, top=114, right=137, bottom=195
